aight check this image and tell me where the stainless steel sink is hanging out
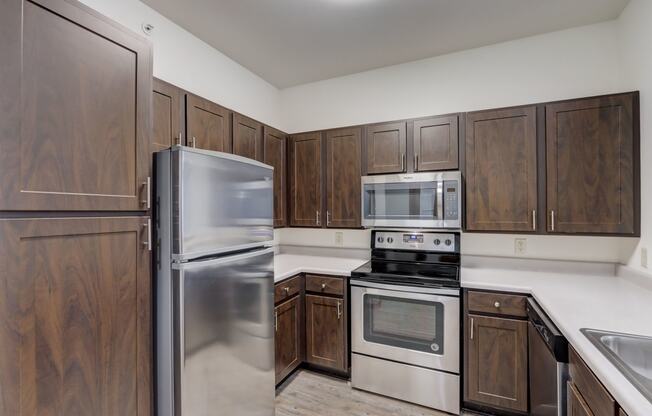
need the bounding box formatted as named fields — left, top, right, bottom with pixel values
left=581, top=328, right=652, bottom=403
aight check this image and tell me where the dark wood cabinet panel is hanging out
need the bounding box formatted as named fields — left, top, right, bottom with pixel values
left=305, top=275, right=345, bottom=296
left=274, top=275, right=302, bottom=304
left=305, top=295, right=346, bottom=372
left=0, top=0, right=152, bottom=211
left=275, top=296, right=302, bottom=384
left=465, top=107, right=538, bottom=232
left=264, top=126, right=288, bottom=227
left=326, top=128, right=362, bottom=228
left=289, top=133, right=322, bottom=227
left=0, top=217, right=152, bottom=416
left=465, top=314, right=528, bottom=412
left=186, top=93, right=232, bottom=153
left=413, top=116, right=459, bottom=171
left=569, top=347, right=616, bottom=416
left=233, top=113, right=263, bottom=161
left=467, top=290, right=528, bottom=318
left=546, top=93, right=637, bottom=235
left=365, top=122, right=407, bottom=174
left=152, top=78, right=183, bottom=153
left=568, top=382, right=595, bottom=416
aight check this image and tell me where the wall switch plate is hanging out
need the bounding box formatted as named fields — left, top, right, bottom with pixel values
left=642, top=247, right=648, bottom=268
left=514, top=238, right=527, bottom=256
left=335, top=232, right=344, bottom=246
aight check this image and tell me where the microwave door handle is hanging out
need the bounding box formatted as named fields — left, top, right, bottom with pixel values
left=436, top=182, right=444, bottom=220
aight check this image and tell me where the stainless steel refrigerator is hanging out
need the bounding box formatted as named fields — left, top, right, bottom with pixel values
left=155, top=146, right=275, bottom=416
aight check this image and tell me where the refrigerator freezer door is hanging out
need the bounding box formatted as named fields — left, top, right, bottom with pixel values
left=173, top=247, right=274, bottom=416
left=159, top=147, right=274, bottom=261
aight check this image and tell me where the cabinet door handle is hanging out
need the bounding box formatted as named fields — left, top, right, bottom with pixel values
left=191, top=136, right=197, bottom=148
left=142, top=219, right=152, bottom=251
left=470, top=317, right=474, bottom=340
left=532, top=210, right=536, bottom=231
left=274, top=310, right=278, bottom=332
left=400, top=153, right=405, bottom=172
left=337, top=301, right=342, bottom=319
left=550, top=210, right=556, bottom=231
left=316, top=210, right=320, bottom=226
left=141, top=177, right=151, bottom=209
left=326, top=211, right=331, bottom=226
left=414, top=154, right=418, bottom=170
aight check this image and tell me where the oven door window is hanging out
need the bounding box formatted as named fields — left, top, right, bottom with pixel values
left=363, top=294, right=445, bottom=354
left=363, top=182, right=439, bottom=220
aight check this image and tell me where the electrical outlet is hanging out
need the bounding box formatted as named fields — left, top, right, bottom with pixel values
left=514, top=238, right=527, bottom=256
left=335, top=232, right=344, bottom=246
left=642, top=247, right=648, bottom=268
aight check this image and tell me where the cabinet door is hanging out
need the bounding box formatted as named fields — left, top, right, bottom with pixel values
left=0, top=0, right=152, bottom=211
left=0, top=217, right=152, bottom=416
left=326, top=128, right=362, bottom=228
left=568, top=382, right=595, bottom=416
left=465, top=107, right=538, bottom=232
left=186, top=93, right=232, bottom=152
left=413, top=116, right=459, bottom=171
left=152, top=78, right=183, bottom=152
left=465, top=314, right=528, bottom=412
left=305, top=295, right=345, bottom=372
left=365, top=122, right=407, bottom=174
left=275, top=296, right=301, bottom=383
left=263, top=126, right=287, bottom=227
left=289, top=133, right=322, bottom=227
left=233, top=113, right=263, bottom=161
left=546, top=93, right=636, bottom=235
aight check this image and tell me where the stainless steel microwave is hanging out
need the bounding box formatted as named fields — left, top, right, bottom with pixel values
left=361, top=171, right=461, bottom=229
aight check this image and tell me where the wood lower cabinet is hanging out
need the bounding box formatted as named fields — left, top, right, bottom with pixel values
left=326, top=128, right=362, bottom=228
left=233, top=113, right=263, bottom=161
left=365, top=122, right=407, bottom=174
left=465, top=106, right=538, bottom=232
left=289, top=133, right=323, bottom=227
left=152, top=78, right=184, bottom=152
left=413, top=115, right=459, bottom=171
left=546, top=93, right=638, bottom=235
left=0, top=0, right=152, bottom=211
left=305, top=294, right=346, bottom=372
left=0, top=217, right=152, bottom=415
left=568, top=382, right=595, bottom=416
left=264, top=126, right=288, bottom=227
left=186, top=93, right=232, bottom=152
left=275, top=296, right=302, bottom=383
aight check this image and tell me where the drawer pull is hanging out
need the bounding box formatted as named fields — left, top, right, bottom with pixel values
left=494, top=301, right=501, bottom=308
left=284, top=287, right=290, bottom=294
left=321, top=283, right=326, bottom=290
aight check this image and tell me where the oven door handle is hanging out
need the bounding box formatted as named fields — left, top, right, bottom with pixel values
left=350, top=280, right=460, bottom=297
left=352, top=285, right=460, bottom=304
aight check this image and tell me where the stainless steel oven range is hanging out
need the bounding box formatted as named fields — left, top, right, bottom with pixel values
left=350, top=230, right=461, bottom=415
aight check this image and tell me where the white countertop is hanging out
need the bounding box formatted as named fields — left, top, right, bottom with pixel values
left=462, top=262, right=652, bottom=416
left=274, top=254, right=368, bottom=283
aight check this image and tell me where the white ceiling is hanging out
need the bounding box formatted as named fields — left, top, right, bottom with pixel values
left=142, top=0, right=629, bottom=88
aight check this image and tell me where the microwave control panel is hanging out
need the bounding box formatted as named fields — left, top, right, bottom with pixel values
left=443, top=180, right=459, bottom=220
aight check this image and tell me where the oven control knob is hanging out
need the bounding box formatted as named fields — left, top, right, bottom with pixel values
left=434, top=239, right=441, bottom=245
left=387, top=237, right=394, bottom=243
left=445, top=239, right=452, bottom=246
left=377, top=237, right=384, bottom=243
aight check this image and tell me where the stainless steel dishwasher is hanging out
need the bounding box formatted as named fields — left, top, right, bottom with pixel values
left=528, top=298, right=569, bottom=416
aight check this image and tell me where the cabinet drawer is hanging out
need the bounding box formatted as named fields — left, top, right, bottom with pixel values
left=305, top=275, right=344, bottom=296
left=275, top=275, right=301, bottom=304
left=569, top=347, right=616, bottom=416
left=467, top=290, right=527, bottom=317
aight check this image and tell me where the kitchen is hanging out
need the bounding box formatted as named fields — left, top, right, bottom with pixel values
left=0, top=0, right=651, bottom=416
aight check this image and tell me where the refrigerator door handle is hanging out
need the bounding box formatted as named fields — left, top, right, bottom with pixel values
left=172, top=246, right=274, bottom=269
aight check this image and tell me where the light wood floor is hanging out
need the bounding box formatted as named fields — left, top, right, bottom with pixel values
left=275, top=370, right=472, bottom=416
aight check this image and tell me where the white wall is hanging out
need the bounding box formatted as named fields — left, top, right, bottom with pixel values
left=79, top=0, right=284, bottom=130
left=616, top=0, right=652, bottom=272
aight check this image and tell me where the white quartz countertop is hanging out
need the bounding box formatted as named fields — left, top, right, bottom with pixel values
left=462, top=264, right=652, bottom=416
left=274, top=254, right=368, bottom=283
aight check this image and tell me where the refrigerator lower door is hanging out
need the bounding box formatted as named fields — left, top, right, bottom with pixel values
left=173, top=247, right=274, bottom=416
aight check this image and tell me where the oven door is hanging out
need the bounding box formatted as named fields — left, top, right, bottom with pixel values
left=351, top=281, right=459, bottom=373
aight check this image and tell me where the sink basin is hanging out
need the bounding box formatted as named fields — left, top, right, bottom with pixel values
left=581, top=328, right=652, bottom=403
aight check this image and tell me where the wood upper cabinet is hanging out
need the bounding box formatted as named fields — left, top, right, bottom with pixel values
left=413, top=116, right=459, bottom=171
left=289, top=133, right=322, bottom=227
left=365, top=122, right=407, bottom=174
left=152, top=78, right=183, bottom=153
left=186, top=93, right=232, bottom=152
left=0, top=0, right=152, bottom=211
left=326, top=128, right=362, bottom=228
left=0, top=217, right=152, bottom=416
left=275, top=296, right=302, bottom=384
left=465, top=107, right=538, bottom=232
left=465, top=314, right=528, bottom=413
left=305, top=294, right=346, bottom=372
left=233, top=113, right=263, bottom=161
left=264, top=126, right=287, bottom=227
left=546, top=93, right=637, bottom=235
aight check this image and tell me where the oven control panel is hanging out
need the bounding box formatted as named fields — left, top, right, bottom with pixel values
left=373, top=231, right=458, bottom=252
